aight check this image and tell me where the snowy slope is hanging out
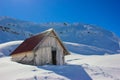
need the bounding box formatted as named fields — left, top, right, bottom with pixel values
left=66, top=53, right=120, bottom=80
left=0, top=16, right=120, bottom=55
left=64, top=42, right=116, bottom=55
left=0, top=47, right=120, bottom=80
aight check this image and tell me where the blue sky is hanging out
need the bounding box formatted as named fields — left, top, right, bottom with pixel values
left=0, top=0, right=120, bottom=36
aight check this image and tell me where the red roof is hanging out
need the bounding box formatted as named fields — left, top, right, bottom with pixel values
left=10, top=31, right=48, bottom=55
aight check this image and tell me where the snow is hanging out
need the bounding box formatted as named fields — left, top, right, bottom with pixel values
left=0, top=53, right=120, bottom=80
left=0, top=52, right=4, bottom=57
left=119, top=42, right=120, bottom=48
left=0, top=57, right=91, bottom=80
left=0, top=41, right=23, bottom=48
left=64, top=42, right=116, bottom=55
left=0, top=40, right=23, bottom=56
left=0, top=41, right=120, bottom=80
left=66, top=53, right=120, bottom=80
left=66, top=53, right=120, bottom=67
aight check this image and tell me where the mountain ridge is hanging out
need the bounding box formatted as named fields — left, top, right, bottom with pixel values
left=0, top=16, right=120, bottom=55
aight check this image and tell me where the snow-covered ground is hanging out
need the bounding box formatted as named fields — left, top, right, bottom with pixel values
left=0, top=53, right=120, bottom=80
left=66, top=53, right=120, bottom=80
left=0, top=41, right=120, bottom=80
left=0, top=56, right=91, bottom=80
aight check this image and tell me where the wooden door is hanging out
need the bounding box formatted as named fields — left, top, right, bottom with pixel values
left=52, top=48, right=57, bottom=65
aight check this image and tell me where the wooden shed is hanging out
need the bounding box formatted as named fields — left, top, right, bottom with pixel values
left=10, top=28, right=70, bottom=66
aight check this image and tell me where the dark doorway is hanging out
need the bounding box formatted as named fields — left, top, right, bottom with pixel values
left=52, top=48, right=57, bottom=65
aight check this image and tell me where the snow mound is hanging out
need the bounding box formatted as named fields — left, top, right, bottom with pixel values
left=0, top=40, right=23, bottom=56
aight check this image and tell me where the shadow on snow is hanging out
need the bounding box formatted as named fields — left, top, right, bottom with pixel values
left=38, top=64, right=92, bottom=80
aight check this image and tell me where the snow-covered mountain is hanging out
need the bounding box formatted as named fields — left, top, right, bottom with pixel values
left=0, top=16, right=120, bottom=55
left=0, top=16, right=120, bottom=80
